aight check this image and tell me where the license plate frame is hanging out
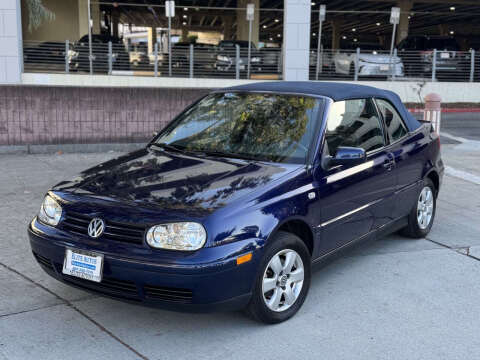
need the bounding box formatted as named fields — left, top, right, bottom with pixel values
left=62, top=248, right=104, bottom=283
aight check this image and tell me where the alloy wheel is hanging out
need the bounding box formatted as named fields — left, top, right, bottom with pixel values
left=417, top=186, right=434, bottom=230
left=262, top=249, right=304, bottom=312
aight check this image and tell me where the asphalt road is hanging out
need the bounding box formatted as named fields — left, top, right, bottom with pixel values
left=1, top=117, right=480, bottom=360
left=442, top=112, right=480, bottom=141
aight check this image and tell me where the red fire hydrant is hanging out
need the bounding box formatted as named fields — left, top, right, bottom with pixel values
left=423, top=93, right=441, bottom=135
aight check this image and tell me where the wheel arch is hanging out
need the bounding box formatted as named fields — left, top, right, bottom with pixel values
left=425, top=169, right=440, bottom=196
left=268, top=217, right=315, bottom=257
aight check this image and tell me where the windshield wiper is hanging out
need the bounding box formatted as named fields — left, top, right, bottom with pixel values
left=194, top=149, right=260, bottom=162
left=150, top=142, right=185, bottom=153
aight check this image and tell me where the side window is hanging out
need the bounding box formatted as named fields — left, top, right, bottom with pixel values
left=375, top=99, right=408, bottom=142
left=325, top=99, right=385, bottom=156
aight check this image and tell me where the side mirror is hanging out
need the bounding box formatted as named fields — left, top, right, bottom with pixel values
left=330, top=146, right=366, bottom=167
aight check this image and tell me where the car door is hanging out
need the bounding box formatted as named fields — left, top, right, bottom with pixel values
left=374, top=98, right=425, bottom=219
left=316, top=98, right=396, bottom=255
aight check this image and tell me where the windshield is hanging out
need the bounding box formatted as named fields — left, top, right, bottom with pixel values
left=153, top=92, right=323, bottom=164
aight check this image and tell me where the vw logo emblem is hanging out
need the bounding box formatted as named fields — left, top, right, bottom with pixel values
left=88, top=218, right=105, bottom=238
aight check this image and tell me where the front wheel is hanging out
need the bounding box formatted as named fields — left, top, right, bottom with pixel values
left=245, top=231, right=311, bottom=324
left=400, top=178, right=436, bottom=238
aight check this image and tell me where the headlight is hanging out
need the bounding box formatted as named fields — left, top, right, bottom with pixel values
left=216, top=54, right=230, bottom=62
left=251, top=57, right=261, bottom=62
left=146, top=222, right=207, bottom=251
left=38, top=194, right=62, bottom=226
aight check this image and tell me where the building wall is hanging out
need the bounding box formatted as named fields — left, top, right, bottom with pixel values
left=0, top=0, right=22, bottom=84
left=283, top=0, right=311, bottom=81
left=21, top=0, right=100, bottom=42
left=21, top=0, right=79, bottom=42
left=0, top=86, right=209, bottom=146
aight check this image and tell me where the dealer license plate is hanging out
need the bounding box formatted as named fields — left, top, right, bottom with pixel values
left=440, top=52, right=450, bottom=59
left=62, top=248, right=104, bottom=283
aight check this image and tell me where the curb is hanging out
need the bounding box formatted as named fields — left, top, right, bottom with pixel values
left=0, top=143, right=145, bottom=155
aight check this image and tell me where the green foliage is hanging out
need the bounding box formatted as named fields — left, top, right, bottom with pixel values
left=25, top=0, right=55, bottom=32
left=187, top=35, right=198, bottom=44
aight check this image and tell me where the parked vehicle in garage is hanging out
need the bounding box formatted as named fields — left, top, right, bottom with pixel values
left=214, top=40, right=263, bottom=76
left=129, top=42, right=150, bottom=69
left=29, top=82, right=443, bottom=323
left=333, top=43, right=404, bottom=78
left=260, top=47, right=283, bottom=75
left=70, top=34, right=130, bottom=73
left=397, top=35, right=465, bottom=78
left=23, top=41, right=69, bottom=67
left=166, top=42, right=217, bottom=76
left=309, top=48, right=335, bottom=78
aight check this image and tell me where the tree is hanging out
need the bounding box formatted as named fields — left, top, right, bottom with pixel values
left=25, top=0, right=55, bottom=32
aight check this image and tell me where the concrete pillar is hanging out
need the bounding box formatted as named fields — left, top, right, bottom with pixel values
left=438, top=24, right=448, bottom=36
left=330, top=18, right=343, bottom=49
left=111, top=9, right=119, bottom=38
left=378, top=35, right=387, bottom=47
left=181, top=27, right=189, bottom=42
left=91, top=2, right=101, bottom=34
left=148, top=27, right=157, bottom=55
left=283, top=0, right=311, bottom=81
left=223, top=16, right=233, bottom=40
left=78, top=0, right=101, bottom=37
left=0, top=0, right=22, bottom=83
left=396, top=0, right=413, bottom=44
left=236, top=0, right=259, bottom=46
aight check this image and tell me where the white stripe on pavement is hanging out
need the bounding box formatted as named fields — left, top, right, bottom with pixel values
left=445, top=166, right=480, bottom=185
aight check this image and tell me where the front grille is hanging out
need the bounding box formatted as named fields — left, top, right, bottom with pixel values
left=144, top=284, right=193, bottom=303
left=33, top=252, right=54, bottom=270
left=62, top=211, right=145, bottom=245
left=62, top=272, right=140, bottom=301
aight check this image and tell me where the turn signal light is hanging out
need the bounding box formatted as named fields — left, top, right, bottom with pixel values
left=236, top=253, right=252, bottom=265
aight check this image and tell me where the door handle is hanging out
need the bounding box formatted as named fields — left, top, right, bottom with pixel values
left=383, top=158, right=394, bottom=171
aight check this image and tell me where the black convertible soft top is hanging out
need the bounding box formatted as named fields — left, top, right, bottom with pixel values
left=225, top=81, right=421, bottom=131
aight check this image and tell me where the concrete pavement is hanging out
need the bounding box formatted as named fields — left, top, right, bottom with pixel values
left=1, top=137, right=479, bottom=359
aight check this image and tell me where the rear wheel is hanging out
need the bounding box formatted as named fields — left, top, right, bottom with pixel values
left=245, top=231, right=311, bottom=324
left=400, top=178, right=436, bottom=238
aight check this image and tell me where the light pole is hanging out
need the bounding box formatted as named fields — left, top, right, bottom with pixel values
left=389, top=7, right=400, bottom=80
left=165, top=1, right=175, bottom=77
left=87, top=0, right=93, bottom=74
left=246, top=3, right=254, bottom=79
left=315, top=4, right=326, bottom=80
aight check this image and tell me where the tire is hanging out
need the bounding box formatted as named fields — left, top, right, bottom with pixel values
left=245, top=231, right=311, bottom=324
left=400, top=178, right=436, bottom=238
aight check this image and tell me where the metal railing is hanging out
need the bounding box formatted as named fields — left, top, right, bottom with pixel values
left=23, top=40, right=283, bottom=80
left=22, top=41, right=480, bottom=82
left=309, top=48, right=479, bottom=82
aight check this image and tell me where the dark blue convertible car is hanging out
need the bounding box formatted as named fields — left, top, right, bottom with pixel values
left=29, top=82, right=443, bottom=323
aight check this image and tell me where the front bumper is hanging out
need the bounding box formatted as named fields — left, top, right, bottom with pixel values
left=358, top=62, right=404, bottom=76
left=28, top=217, right=262, bottom=312
left=422, top=61, right=461, bottom=72
left=214, top=60, right=262, bottom=72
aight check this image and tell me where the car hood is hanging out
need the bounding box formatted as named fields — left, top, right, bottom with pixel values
left=52, top=147, right=300, bottom=217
